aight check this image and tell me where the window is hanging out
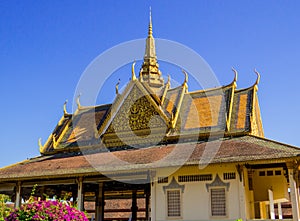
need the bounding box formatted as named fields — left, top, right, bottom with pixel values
left=223, top=172, right=236, bottom=180
left=259, top=171, right=265, bottom=176
left=158, top=177, right=168, bottom=184
left=211, top=188, right=226, bottom=216
left=167, top=190, right=181, bottom=217
left=178, top=174, right=212, bottom=182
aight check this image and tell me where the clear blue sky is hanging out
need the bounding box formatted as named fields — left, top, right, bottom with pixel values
left=0, top=0, right=299, bottom=168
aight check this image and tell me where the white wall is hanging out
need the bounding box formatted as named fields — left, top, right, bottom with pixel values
left=153, top=164, right=243, bottom=221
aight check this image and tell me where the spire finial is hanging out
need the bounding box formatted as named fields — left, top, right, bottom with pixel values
left=148, top=7, right=153, bottom=37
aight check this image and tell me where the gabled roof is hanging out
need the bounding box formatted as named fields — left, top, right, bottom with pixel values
left=40, top=104, right=110, bottom=153
left=39, top=73, right=264, bottom=155
left=179, top=82, right=235, bottom=133
left=1, top=136, right=299, bottom=181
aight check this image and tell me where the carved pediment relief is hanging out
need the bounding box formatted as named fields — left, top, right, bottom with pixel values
left=102, top=83, right=169, bottom=147
left=106, top=85, right=165, bottom=135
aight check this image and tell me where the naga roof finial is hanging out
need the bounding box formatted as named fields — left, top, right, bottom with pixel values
left=254, top=68, right=261, bottom=85
left=167, top=74, right=171, bottom=86
left=76, top=93, right=82, bottom=109
left=115, top=79, right=120, bottom=95
left=231, top=67, right=238, bottom=83
left=132, top=61, right=136, bottom=81
left=182, top=69, right=188, bottom=85
left=38, top=138, right=44, bottom=153
left=63, top=100, right=69, bottom=115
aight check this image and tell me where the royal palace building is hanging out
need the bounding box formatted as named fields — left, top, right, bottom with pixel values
left=1, top=15, right=300, bottom=221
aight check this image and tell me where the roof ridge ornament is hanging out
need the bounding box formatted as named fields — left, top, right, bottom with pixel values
left=167, top=74, right=171, bottom=86
left=181, top=69, right=188, bottom=86
left=231, top=67, right=238, bottom=83
left=115, top=79, right=120, bottom=95
left=131, top=61, right=136, bottom=81
left=254, top=68, right=261, bottom=85
left=63, top=100, right=69, bottom=116
left=76, top=93, right=82, bottom=110
left=38, top=138, right=44, bottom=153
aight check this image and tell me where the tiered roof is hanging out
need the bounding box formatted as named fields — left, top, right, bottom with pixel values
left=38, top=67, right=264, bottom=155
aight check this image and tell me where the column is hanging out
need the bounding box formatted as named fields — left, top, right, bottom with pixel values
left=131, top=190, right=138, bottom=221
left=259, top=202, right=267, bottom=219
left=150, top=179, right=156, bottom=221
left=288, top=168, right=300, bottom=221
left=15, top=181, right=21, bottom=208
left=145, top=188, right=150, bottom=221
left=278, top=202, right=283, bottom=220
left=237, top=166, right=247, bottom=220
left=268, top=189, right=275, bottom=219
left=95, top=183, right=104, bottom=221
left=77, top=177, right=83, bottom=211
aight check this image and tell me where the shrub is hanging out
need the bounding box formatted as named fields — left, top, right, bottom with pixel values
left=0, top=194, right=11, bottom=221
left=5, top=200, right=88, bottom=221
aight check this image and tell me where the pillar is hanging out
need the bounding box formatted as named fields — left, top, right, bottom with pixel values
left=150, top=179, right=156, bottom=221
left=15, top=181, right=21, bottom=208
left=288, top=168, right=300, bottom=221
left=77, top=177, right=83, bottom=211
left=278, top=202, right=283, bottom=220
left=95, top=182, right=104, bottom=221
left=268, top=189, right=275, bottom=219
left=237, top=166, right=247, bottom=220
left=145, top=187, right=150, bottom=221
left=131, top=190, right=138, bottom=221
left=259, top=202, right=267, bottom=219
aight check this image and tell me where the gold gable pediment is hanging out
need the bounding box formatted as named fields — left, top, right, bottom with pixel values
left=100, top=81, right=170, bottom=148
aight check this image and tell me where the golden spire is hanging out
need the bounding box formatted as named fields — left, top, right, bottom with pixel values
left=144, top=7, right=157, bottom=63
left=139, top=7, right=164, bottom=93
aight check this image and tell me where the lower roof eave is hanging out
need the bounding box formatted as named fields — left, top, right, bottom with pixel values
left=1, top=156, right=299, bottom=183
left=185, top=156, right=300, bottom=167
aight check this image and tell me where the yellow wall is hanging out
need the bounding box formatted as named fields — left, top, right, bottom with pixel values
left=252, top=168, right=288, bottom=202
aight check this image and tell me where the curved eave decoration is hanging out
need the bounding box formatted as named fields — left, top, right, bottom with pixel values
left=206, top=174, right=230, bottom=192
left=163, top=177, right=185, bottom=193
